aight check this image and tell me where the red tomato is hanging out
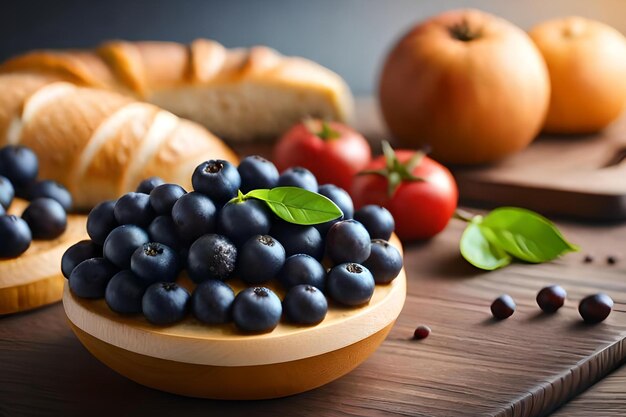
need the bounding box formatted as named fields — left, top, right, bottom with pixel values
left=351, top=147, right=458, bottom=240
left=273, top=119, right=371, bottom=191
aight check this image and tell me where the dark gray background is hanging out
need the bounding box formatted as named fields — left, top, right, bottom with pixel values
left=2, top=0, right=624, bottom=94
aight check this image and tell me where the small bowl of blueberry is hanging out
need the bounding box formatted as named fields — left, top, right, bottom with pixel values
left=62, top=156, right=406, bottom=399
left=0, top=145, right=81, bottom=315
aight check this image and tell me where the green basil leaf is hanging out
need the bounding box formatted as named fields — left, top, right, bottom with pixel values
left=460, top=220, right=512, bottom=270
left=480, top=207, right=579, bottom=263
left=246, top=186, right=343, bottom=225
left=245, top=188, right=270, bottom=201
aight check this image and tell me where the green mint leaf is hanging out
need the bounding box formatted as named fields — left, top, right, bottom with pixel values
left=479, top=207, right=579, bottom=263
left=460, top=220, right=512, bottom=270
left=245, top=187, right=343, bottom=225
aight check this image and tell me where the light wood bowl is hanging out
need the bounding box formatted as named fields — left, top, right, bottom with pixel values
left=0, top=200, right=87, bottom=315
left=64, top=235, right=406, bottom=399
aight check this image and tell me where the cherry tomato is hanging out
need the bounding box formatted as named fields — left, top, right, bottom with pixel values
left=351, top=144, right=458, bottom=240
left=273, top=119, right=371, bottom=191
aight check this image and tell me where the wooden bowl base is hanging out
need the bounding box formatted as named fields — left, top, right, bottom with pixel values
left=70, top=321, right=395, bottom=400
left=0, top=274, right=64, bottom=315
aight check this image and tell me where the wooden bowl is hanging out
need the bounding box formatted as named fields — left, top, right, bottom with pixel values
left=0, top=200, right=87, bottom=315
left=63, top=236, right=406, bottom=399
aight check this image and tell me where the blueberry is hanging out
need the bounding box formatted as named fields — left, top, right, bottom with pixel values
left=0, top=145, right=38, bottom=188
left=149, top=183, right=186, bottom=215
left=579, top=293, right=613, bottom=323
left=148, top=215, right=183, bottom=251
left=179, top=247, right=189, bottom=269
left=105, top=270, right=148, bottom=314
left=238, top=155, right=279, bottom=193
left=491, top=295, right=516, bottom=320
left=191, top=279, right=235, bottom=324
left=0, top=205, right=4, bottom=215
left=363, top=239, right=403, bottom=284
left=354, top=205, right=395, bottom=241
left=413, top=325, right=431, bottom=340
left=327, top=263, right=375, bottom=306
left=318, top=184, right=353, bottom=218
left=536, top=285, right=567, bottom=313
left=217, top=199, right=271, bottom=247
left=277, top=167, right=318, bottom=192
left=237, top=235, right=286, bottom=284
left=86, top=200, right=118, bottom=245
left=187, top=234, right=237, bottom=283
left=136, top=176, right=165, bottom=194
left=22, top=198, right=67, bottom=240
left=131, top=242, right=180, bottom=285
left=315, top=184, right=353, bottom=236
left=0, top=215, right=31, bottom=258
left=21, top=180, right=73, bottom=211
left=192, top=160, right=240, bottom=205
left=0, top=175, right=14, bottom=210
left=171, top=192, right=216, bottom=244
left=69, top=257, right=118, bottom=299
left=326, top=220, right=371, bottom=264
left=142, top=282, right=190, bottom=325
left=283, top=285, right=328, bottom=325
left=232, top=287, right=282, bottom=333
left=114, top=192, right=155, bottom=227
left=61, top=240, right=102, bottom=279
left=103, top=225, right=150, bottom=269
left=270, top=221, right=324, bottom=260
left=278, top=254, right=326, bottom=291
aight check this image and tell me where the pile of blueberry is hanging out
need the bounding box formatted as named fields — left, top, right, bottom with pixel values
left=0, top=145, right=73, bottom=259
left=63, top=156, right=403, bottom=334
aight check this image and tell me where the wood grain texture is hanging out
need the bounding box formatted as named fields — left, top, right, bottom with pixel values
left=1, top=214, right=625, bottom=416
left=552, top=365, right=626, bottom=416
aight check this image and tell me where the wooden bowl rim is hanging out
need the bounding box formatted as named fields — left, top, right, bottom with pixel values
left=64, top=233, right=406, bottom=369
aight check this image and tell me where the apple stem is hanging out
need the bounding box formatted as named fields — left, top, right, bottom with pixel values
left=449, top=19, right=481, bottom=42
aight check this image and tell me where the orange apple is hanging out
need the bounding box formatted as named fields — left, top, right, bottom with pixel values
left=379, top=9, right=550, bottom=165
left=529, top=17, right=626, bottom=134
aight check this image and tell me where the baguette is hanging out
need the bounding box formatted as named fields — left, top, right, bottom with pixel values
left=1, top=40, right=354, bottom=142
left=0, top=73, right=237, bottom=209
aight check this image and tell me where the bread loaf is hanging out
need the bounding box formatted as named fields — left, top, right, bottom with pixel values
left=1, top=40, right=354, bottom=142
left=0, top=73, right=237, bottom=209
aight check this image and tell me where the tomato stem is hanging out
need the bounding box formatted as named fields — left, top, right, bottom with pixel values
left=357, top=141, right=427, bottom=197
left=303, top=117, right=340, bottom=141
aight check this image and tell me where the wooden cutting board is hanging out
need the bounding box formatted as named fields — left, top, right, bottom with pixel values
left=1, top=210, right=624, bottom=417
left=453, top=114, right=626, bottom=221
left=355, top=97, right=626, bottom=221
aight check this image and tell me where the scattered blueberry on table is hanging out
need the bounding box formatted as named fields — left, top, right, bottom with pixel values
left=536, top=285, right=567, bottom=313
left=579, top=293, right=613, bottom=323
left=491, top=294, right=516, bottom=320
left=413, top=325, right=431, bottom=340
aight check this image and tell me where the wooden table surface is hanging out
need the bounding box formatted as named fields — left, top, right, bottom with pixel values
left=553, top=366, right=626, bottom=416
left=1, top=213, right=625, bottom=417
left=2, top=99, right=626, bottom=416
